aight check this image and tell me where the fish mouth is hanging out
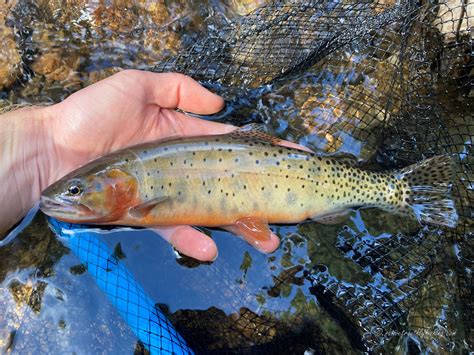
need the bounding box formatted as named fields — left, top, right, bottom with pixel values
left=40, top=195, right=95, bottom=221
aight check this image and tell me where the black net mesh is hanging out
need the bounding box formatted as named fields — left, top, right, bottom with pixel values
left=0, top=0, right=472, bottom=353
left=152, top=0, right=473, bottom=352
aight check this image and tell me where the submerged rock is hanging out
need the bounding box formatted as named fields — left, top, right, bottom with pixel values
left=31, top=51, right=80, bottom=83
left=433, top=0, right=473, bottom=42
left=0, top=4, right=22, bottom=90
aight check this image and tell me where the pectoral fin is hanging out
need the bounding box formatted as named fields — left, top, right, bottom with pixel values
left=311, top=210, right=351, bottom=225
left=129, top=196, right=168, bottom=219
left=225, top=217, right=272, bottom=248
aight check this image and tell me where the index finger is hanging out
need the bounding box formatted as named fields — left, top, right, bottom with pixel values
left=143, top=72, right=225, bottom=115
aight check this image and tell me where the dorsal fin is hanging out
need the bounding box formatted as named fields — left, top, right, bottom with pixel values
left=230, top=124, right=283, bottom=145
left=327, top=152, right=360, bottom=167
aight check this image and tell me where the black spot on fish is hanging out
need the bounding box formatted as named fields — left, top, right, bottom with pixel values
left=256, top=160, right=260, bottom=164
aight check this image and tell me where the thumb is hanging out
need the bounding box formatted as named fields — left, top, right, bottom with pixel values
left=143, top=72, right=225, bottom=114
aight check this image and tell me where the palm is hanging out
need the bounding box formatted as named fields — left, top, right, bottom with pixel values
left=48, top=71, right=229, bottom=178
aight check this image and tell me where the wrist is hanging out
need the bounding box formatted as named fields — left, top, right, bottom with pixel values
left=0, top=105, right=55, bottom=235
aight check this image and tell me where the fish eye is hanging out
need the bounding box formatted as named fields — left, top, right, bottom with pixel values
left=67, top=183, right=83, bottom=196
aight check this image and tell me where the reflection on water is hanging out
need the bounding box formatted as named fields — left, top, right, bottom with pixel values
left=0, top=0, right=472, bottom=353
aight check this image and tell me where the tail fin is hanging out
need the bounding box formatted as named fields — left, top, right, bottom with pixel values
left=396, top=155, right=458, bottom=228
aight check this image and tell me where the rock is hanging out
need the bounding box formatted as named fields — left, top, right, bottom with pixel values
left=433, top=0, right=474, bottom=42
left=34, top=0, right=87, bottom=24
left=30, top=51, right=79, bottom=82
left=0, top=21, right=21, bottom=89
left=82, top=67, right=122, bottom=87
left=227, top=0, right=268, bottom=16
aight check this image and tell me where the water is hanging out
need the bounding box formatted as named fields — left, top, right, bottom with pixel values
left=0, top=0, right=472, bottom=353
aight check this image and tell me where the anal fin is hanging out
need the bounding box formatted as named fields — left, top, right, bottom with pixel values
left=311, top=210, right=351, bottom=225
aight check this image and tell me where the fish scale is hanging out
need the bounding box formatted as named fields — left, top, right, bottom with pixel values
left=40, top=127, right=459, bottom=246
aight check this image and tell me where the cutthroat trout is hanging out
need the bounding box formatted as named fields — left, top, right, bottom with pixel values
left=40, top=126, right=458, bottom=247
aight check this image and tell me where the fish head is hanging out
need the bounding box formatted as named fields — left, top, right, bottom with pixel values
left=40, top=164, right=138, bottom=224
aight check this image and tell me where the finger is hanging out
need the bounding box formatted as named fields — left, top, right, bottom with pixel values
left=221, top=227, right=280, bottom=253
left=139, top=71, right=225, bottom=114
left=158, top=110, right=236, bottom=138
left=153, top=225, right=218, bottom=261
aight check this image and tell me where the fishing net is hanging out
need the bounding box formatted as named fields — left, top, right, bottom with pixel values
left=1, top=0, right=472, bottom=353
left=153, top=0, right=473, bottom=352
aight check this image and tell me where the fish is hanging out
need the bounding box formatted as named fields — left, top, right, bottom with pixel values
left=40, top=125, right=458, bottom=248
